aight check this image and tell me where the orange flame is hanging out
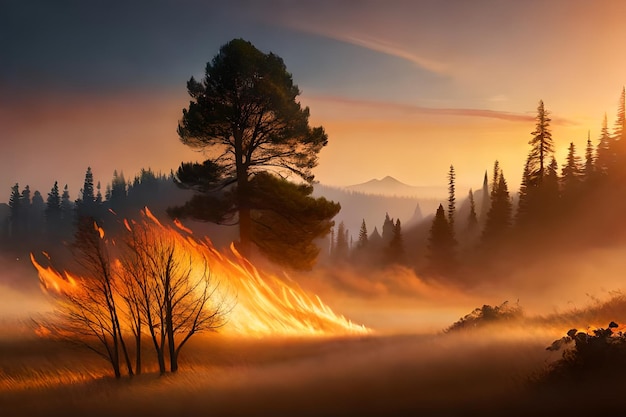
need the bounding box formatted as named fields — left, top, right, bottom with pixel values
left=32, top=211, right=368, bottom=337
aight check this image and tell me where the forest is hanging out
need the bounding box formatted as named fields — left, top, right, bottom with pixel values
left=4, top=37, right=626, bottom=417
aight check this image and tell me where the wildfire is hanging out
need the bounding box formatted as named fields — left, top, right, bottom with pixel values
left=31, top=209, right=368, bottom=337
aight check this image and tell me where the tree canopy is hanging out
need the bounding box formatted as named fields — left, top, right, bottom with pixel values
left=169, top=38, right=338, bottom=269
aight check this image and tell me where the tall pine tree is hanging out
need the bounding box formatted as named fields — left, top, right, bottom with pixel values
left=447, top=165, right=456, bottom=234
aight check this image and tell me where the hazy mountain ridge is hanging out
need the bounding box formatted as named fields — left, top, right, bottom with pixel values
left=313, top=182, right=443, bottom=242
left=346, top=176, right=448, bottom=199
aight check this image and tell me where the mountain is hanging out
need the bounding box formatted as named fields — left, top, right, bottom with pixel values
left=345, top=176, right=447, bottom=199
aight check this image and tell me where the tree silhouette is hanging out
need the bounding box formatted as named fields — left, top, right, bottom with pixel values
left=561, top=142, right=582, bottom=201
left=8, top=183, right=21, bottom=238
left=482, top=164, right=512, bottom=244
left=427, top=204, right=456, bottom=274
left=584, top=131, right=595, bottom=182
left=447, top=165, right=456, bottom=234
left=466, top=189, right=478, bottom=235
left=479, top=171, right=490, bottom=223
left=382, top=213, right=395, bottom=245
left=612, top=86, right=626, bottom=169
left=387, top=219, right=404, bottom=263
left=334, top=221, right=349, bottom=260
left=76, top=167, right=96, bottom=219
left=357, top=219, right=368, bottom=249
left=528, top=100, right=554, bottom=186
left=45, top=181, right=62, bottom=234
left=596, top=113, right=612, bottom=177
left=170, top=39, right=332, bottom=266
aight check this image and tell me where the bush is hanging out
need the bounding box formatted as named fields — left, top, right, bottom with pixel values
left=445, top=301, right=522, bottom=332
left=543, top=321, right=626, bottom=383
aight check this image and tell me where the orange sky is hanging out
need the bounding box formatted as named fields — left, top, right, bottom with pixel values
left=2, top=1, right=626, bottom=202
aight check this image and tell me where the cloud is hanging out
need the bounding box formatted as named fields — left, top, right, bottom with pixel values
left=309, top=95, right=508, bottom=120
left=333, top=33, right=449, bottom=76
left=306, top=95, right=580, bottom=124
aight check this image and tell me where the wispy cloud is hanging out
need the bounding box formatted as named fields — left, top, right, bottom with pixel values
left=307, top=95, right=577, bottom=125
left=336, top=33, right=449, bottom=76
left=284, top=18, right=450, bottom=77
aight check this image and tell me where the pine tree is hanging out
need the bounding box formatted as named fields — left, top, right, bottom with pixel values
left=516, top=155, right=532, bottom=226
left=60, top=184, right=74, bottom=231
left=561, top=142, right=582, bottom=200
left=447, top=165, right=456, bottom=234
left=334, top=221, right=349, bottom=260
left=482, top=169, right=512, bottom=244
left=466, top=189, right=478, bottom=234
left=387, top=219, right=404, bottom=263
left=8, top=183, right=21, bottom=238
left=491, top=161, right=500, bottom=199
left=20, top=185, right=31, bottom=234
left=96, top=181, right=103, bottom=205
left=528, top=100, right=554, bottom=185
left=46, top=182, right=61, bottom=216
left=76, top=167, right=96, bottom=218
left=612, top=86, right=626, bottom=165
left=543, top=157, right=560, bottom=211
left=596, top=113, right=612, bottom=177
left=46, top=181, right=62, bottom=235
left=382, top=213, right=395, bottom=245
left=479, top=171, right=490, bottom=223
left=369, top=227, right=382, bottom=246
left=584, top=131, right=595, bottom=181
left=357, top=219, right=368, bottom=249
left=109, top=170, right=127, bottom=212
left=427, top=204, right=456, bottom=274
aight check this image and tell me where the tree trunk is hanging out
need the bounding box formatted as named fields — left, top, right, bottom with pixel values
left=165, top=262, right=177, bottom=373
left=135, top=331, right=141, bottom=375
left=234, top=130, right=251, bottom=255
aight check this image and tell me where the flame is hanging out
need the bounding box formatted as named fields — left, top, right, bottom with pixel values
left=32, top=211, right=368, bottom=337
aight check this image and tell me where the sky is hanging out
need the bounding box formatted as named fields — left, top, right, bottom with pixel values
left=2, top=0, right=626, bottom=203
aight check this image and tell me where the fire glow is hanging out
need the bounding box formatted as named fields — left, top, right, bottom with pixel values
left=31, top=209, right=368, bottom=337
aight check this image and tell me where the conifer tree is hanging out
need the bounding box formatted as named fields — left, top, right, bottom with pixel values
left=76, top=167, right=96, bottom=218
left=109, top=170, right=127, bottom=212
left=596, top=113, right=612, bottom=177
left=561, top=142, right=582, bottom=200
left=528, top=100, right=554, bottom=185
left=31, top=190, right=45, bottom=232
left=466, top=189, right=478, bottom=234
left=357, top=219, right=368, bottom=249
left=447, top=165, right=456, bottom=233
left=516, top=156, right=532, bottom=226
left=334, top=221, right=349, bottom=260
left=382, top=213, right=395, bottom=244
left=96, top=181, right=103, bottom=205
left=427, top=204, right=456, bottom=274
left=479, top=171, right=490, bottom=223
left=60, top=184, right=74, bottom=233
left=46, top=182, right=61, bottom=216
left=613, top=87, right=626, bottom=157
left=8, top=183, right=21, bottom=238
left=584, top=131, right=595, bottom=181
left=387, top=219, right=404, bottom=263
left=482, top=168, right=512, bottom=243
left=20, top=185, right=31, bottom=234
left=46, top=181, right=62, bottom=235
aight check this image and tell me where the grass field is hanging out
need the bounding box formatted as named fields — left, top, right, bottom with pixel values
left=0, top=318, right=595, bottom=417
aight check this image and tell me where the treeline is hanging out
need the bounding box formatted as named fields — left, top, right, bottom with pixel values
left=325, top=88, right=626, bottom=280
left=0, top=168, right=190, bottom=257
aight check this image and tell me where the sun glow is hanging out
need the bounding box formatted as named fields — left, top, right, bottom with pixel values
left=31, top=209, right=368, bottom=337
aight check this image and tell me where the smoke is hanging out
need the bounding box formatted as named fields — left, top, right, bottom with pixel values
left=0, top=255, right=51, bottom=321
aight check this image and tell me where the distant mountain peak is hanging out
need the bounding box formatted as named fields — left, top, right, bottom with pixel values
left=356, top=176, right=410, bottom=187
left=344, top=176, right=447, bottom=199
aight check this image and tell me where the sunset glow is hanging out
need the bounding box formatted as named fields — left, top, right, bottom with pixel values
left=2, top=1, right=626, bottom=200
